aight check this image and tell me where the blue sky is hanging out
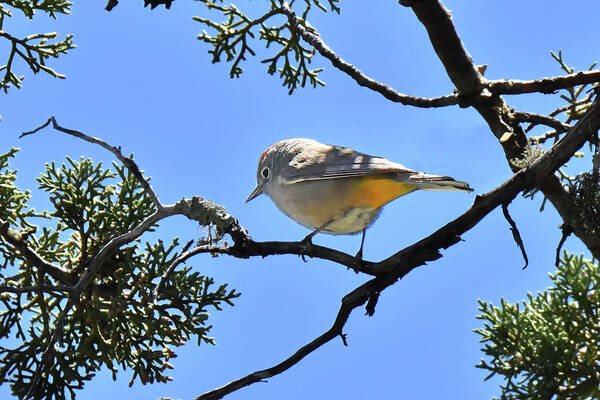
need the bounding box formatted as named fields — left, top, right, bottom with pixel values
left=1, top=1, right=599, bottom=399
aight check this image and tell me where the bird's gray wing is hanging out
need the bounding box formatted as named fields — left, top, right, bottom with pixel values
left=282, top=144, right=416, bottom=183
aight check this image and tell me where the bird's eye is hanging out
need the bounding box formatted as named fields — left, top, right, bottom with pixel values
left=261, top=167, right=270, bottom=178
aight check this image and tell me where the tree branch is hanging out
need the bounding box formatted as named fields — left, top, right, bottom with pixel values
left=21, top=117, right=163, bottom=210
left=487, top=70, right=600, bottom=96
left=405, top=0, right=600, bottom=259
left=549, top=92, right=595, bottom=118
left=194, top=278, right=366, bottom=400
left=555, top=224, right=573, bottom=267
left=513, top=111, right=571, bottom=134
left=279, top=1, right=459, bottom=108
left=0, top=218, right=74, bottom=284
left=501, top=202, right=529, bottom=270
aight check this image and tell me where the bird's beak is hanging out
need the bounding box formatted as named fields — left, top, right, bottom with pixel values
left=245, top=185, right=263, bottom=203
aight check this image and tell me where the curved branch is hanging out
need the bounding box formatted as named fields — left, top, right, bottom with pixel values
left=194, top=287, right=362, bottom=400
left=513, top=111, right=571, bottom=134
left=21, top=117, right=163, bottom=210
left=279, top=1, right=459, bottom=108
left=156, top=239, right=376, bottom=276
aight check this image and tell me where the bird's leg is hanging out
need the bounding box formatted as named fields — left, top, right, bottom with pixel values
left=300, top=221, right=334, bottom=262
left=301, top=220, right=333, bottom=245
left=301, top=228, right=319, bottom=245
left=351, top=228, right=367, bottom=273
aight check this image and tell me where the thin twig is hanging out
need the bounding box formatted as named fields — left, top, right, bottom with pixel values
left=157, top=240, right=376, bottom=277
left=153, top=239, right=196, bottom=300
left=530, top=130, right=562, bottom=145
left=194, top=278, right=367, bottom=400
left=279, top=2, right=459, bottom=108
left=21, top=117, right=163, bottom=210
left=27, top=297, right=76, bottom=398
left=513, top=111, right=571, bottom=134
left=501, top=202, right=529, bottom=269
left=555, top=224, right=573, bottom=267
left=550, top=92, right=596, bottom=117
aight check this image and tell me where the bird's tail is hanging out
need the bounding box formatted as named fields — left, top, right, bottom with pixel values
left=407, top=173, right=473, bottom=192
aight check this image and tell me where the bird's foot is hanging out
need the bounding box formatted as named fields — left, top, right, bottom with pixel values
left=300, top=234, right=315, bottom=262
left=350, top=249, right=364, bottom=273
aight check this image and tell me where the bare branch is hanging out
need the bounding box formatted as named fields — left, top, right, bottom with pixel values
left=279, top=2, right=458, bottom=108
left=407, top=0, right=529, bottom=164
left=488, top=70, right=600, bottom=96
left=105, top=0, right=119, bottom=10
left=279, top=2, right=600, bottom=111
left=195, top=278, right=365, bottom=400
left=555, top=224, right=573, bottom=267
left=530, top=130, right=562, bottom=145
left=21, top=117, right=163, bottom=210
left=513, top=111, right=571, bottom=134
left=160, top=239, right=376, bottom=276
left=501, top=202, right=528, bottom=270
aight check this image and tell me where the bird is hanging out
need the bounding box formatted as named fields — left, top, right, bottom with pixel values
left=246, top=138, right=472, bottom=262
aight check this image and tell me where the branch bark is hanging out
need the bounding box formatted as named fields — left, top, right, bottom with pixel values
left=21, top=117, right=162, bottom=209
left=487, top=71, right=600, bottom=95
left=405, top=0, right=600, bottom=259
left=279, top=2, right=459, bottom=108
left=0, top=219, right=74, bottom=284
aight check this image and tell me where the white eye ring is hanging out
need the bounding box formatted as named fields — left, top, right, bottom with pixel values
left=261, top=167, right=270, bottom=178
